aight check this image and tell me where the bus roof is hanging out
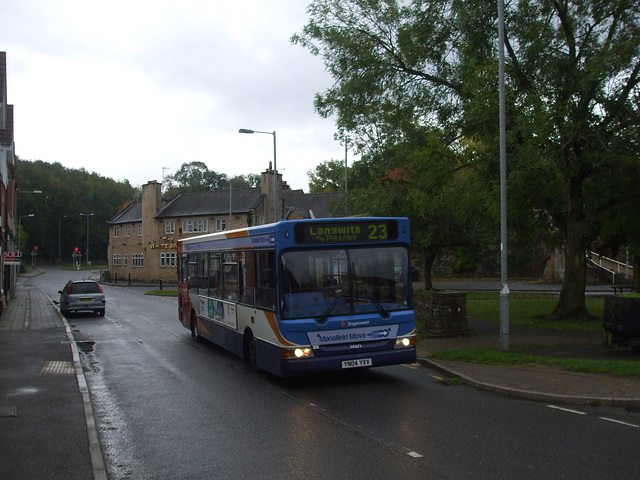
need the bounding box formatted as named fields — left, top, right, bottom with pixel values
left=178, top=217, right=410, bottom=253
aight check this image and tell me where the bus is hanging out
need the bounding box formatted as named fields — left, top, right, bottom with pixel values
left=177, top=217, right=416, bottom=377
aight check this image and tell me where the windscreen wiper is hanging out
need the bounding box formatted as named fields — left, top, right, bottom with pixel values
left=353, top=281, right=389, bottom=319
left=317, top=295, right=345, bottom=325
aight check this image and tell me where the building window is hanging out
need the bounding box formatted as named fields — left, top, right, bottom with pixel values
left=114, top=226, right=120, bottom=238
left=138, top=224, right=142, bottom=236
left=124, top=254, right=128, bottom=266
left=161, top=252, right=177, bottom=267
left=182, top=219, right=208, bottom=233
left=165, top=221, right=175, bottom=234
left=124, top=225, right=131, bottom=237
left=113, top=254, right=122, bottom=266
left=132, top=253, right=144, bottom=268
left=215, top=219, right=226, bottom=231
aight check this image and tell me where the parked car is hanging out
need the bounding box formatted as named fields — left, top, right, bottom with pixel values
left=59, top=280, right=106, bottom=316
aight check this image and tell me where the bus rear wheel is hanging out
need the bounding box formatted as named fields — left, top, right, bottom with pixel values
left=190, top=312, right=201, bottom=342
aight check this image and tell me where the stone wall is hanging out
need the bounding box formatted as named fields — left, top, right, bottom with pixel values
left=415, top=289, right=469, bottom=338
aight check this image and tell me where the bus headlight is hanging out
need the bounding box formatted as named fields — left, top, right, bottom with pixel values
left=395, top=336, right=415, bottom=348
left=281, top=347, right=314, bottom=358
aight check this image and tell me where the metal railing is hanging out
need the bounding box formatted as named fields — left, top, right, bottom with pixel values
left=588, top=251, right=633, bottom=284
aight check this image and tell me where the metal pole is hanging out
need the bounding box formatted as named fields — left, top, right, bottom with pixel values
left=499, top=0, right=509, bottom=351
left=238, top=129, right=278, bottom=223
left=86, top=215, right=90, bottom=267
left=273, top=131, right=277, bottom=223
left=229, top=179, right=232, bottom=230
left=80, top=213, right=93, bottom=267
left=344, top=138, right=348, bottom=216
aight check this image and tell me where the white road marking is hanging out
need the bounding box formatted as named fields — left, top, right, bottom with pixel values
left=599, top=417, right=640, bottom=428
left=546, top=405, right=586, bottom=415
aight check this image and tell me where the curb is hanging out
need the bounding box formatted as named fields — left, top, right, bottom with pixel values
left=417, top=357, right=640, bottom=408
left=43, top=291, right=108, bottom=480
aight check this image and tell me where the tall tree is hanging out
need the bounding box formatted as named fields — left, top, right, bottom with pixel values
left=293, top=0, right=640, bottom=319
left=164, top=161, right=225, bottom=197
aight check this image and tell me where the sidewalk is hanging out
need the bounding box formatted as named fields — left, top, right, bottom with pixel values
left=416, top=320, right=640, bottom=407
left=0, top=275, right=106, bottom=480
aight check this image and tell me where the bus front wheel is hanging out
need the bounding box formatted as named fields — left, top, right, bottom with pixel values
left=245, top=332, right=259, bottom=372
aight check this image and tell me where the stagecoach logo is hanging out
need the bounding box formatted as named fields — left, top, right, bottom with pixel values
left=308, top=325, right=399, bottom=349
left=342, top=320, right=370, bottom=327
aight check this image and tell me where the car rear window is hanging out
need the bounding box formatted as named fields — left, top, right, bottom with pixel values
left=73, top=282, right=101, bottom=294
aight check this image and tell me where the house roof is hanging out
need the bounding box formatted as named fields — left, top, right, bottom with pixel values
left=109, top=188, right=344, bottom=225
left=282, top=190, right=344, bottom=219
left=156, top=189, right=264, bottom=218
left=109, top=201, right=141, bottom=224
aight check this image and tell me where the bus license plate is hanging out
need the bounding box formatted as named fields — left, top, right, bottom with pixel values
left=342, top=358, right=372, bottom=369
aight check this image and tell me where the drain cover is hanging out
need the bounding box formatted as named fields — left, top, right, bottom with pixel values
left=41, top=361, right=75, bottom=375
left=0, top=406, right=18, bottom=417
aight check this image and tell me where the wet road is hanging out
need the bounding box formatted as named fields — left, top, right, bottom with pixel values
left=32, top=267, right=640, bottom=479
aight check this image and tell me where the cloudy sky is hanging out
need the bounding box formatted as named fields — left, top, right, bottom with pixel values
left=1, top=0, right=347, bottom=191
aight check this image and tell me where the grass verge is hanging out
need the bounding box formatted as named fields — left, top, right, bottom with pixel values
left=145, top=289, right=178, bottom=297
left=429, top=291, right=640, bottom=377
left=432, top=348, right=640, bottom=377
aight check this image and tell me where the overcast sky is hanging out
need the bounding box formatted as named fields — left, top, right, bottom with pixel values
left=1, top=0, right=347, bottom=191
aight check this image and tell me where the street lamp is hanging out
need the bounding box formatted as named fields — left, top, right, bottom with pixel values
left=58, top=216, right=67, bottom=263
left=239, top=128, right=278, bottom=222
left=18, top=214, right=35, bottom=253
left=80, top=213, right=94, bottom=267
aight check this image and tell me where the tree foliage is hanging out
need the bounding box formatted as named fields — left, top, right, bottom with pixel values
left=294, top=0, right=640, bottom=319
left=164, top=162, right=261, bottom=198
left=16, top=159, right=136, bottom=263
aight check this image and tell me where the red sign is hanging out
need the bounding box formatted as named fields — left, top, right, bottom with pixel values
left=3, top=251, right=22, bottom=265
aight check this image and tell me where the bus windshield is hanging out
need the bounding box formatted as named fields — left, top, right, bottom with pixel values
left=279, top=246, right=411, bottom=320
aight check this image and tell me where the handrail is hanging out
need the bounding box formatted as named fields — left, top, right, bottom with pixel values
left=588, top=251, right=633, bottom=284
left=588, top=251, right=633, bottom=275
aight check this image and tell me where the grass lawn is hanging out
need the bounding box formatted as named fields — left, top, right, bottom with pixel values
left=430, top=291, right=640, bottom=377
left=466, top=292, right=604, bottom=332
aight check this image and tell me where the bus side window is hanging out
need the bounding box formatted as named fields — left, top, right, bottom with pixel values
left=255, top=250, right=276, bottom=310
left=239, top=252, right=255, bottom=306
left=187, top=254, right=198, bottom=292
left=208, top=253, right=220, bottom=298
left=197, top=254, right=208, bottom=295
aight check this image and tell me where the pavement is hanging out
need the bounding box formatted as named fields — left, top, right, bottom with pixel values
left=0, top=274, right=106, bottom=480
left=0, top=275, right=639, bottom=479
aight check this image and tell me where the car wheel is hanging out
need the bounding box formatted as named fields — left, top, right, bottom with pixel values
left=98, top=309, right=105, bottom=317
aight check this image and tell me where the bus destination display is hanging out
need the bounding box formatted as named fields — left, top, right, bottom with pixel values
left=294, top=220, right=398, bottom=245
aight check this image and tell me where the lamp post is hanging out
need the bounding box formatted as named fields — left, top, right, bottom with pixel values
left=228, top=177, right=232, bottom=230
left=80, top=213, right=94, bottom=267
left=239, top=128, right=278, bottom=222
left=18, top=214, right=35, bottom=254
left=58, top=216, right=67, bottom=263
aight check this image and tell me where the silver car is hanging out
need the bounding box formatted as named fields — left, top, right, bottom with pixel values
left=59, top=280, right=106, bottom=316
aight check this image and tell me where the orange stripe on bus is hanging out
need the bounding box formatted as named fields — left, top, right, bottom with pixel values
left=225, top=230, right=249, bottom=239
left=265, top=312, right=296, bottom=347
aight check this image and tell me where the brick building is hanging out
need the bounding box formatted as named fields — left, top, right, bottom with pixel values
left=0, top=52, right=18, bottom=306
